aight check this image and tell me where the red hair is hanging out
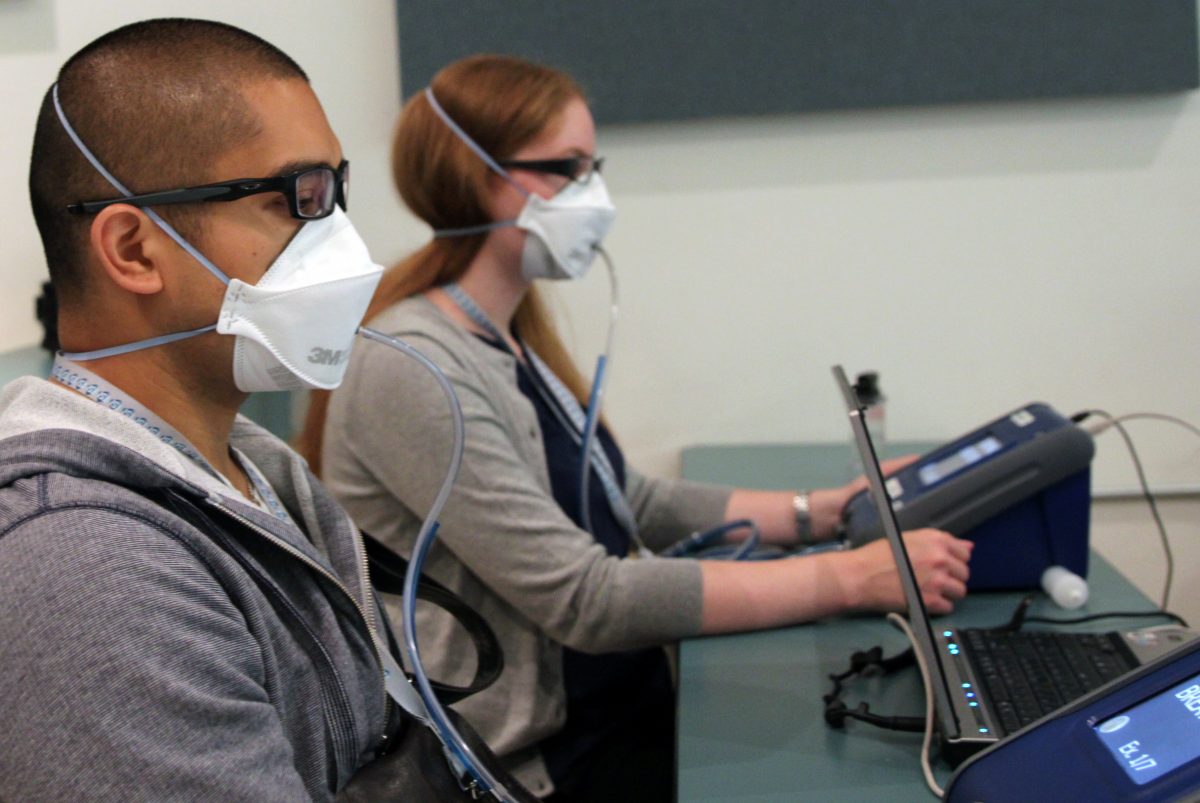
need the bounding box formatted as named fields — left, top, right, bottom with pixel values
left=297, top=55, right=594, bottom=473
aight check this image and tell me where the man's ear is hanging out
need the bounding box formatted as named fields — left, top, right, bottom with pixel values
left=88, top=205, right=168, bottom=295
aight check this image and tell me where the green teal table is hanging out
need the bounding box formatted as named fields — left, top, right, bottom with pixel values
left=676, top=443, right=1162, bottom=802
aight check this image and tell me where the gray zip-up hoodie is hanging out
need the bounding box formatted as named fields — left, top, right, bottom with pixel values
left=0, top=376, right=393, bottom=802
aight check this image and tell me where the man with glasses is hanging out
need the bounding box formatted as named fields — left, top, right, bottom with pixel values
left=67, top=160, right=351, bottom=219
left=0, top=19, right=405, bottom=801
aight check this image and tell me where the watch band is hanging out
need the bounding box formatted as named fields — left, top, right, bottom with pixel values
left=792, top=491, right=814, bottom=545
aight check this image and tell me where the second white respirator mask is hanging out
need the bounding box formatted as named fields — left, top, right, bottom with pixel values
left=219, top=207, right=383, bottom=392
left=516, top=173, right=615, bottom=282
left=423, top=87, right=616, bottom=282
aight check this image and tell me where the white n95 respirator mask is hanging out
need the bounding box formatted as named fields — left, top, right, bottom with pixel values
left=218, top=207, right=383, bottom=391
left=423, top=87, right=616, bottom=282
left=52, top=86, right=383, bottom=392
left=59, top=206, right=383, bottom=393
left=515, top=173, right=615, bottom=282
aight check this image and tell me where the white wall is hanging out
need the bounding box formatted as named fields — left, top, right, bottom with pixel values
left=1092, top=497, right=1200, bottom=628
left=3, top=1, right=1197, bottom=620
left=553, top=96, right=1200, bottom=494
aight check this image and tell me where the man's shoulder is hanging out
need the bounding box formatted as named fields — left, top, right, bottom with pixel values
left=0, top=417, right=235, bottom=588
left=2, top=466, right=172, bottom=517
left=0, top=474, right=246, bottom=672
left=0, top=423, right=202, bottom=527
left=0, top=468, right=219, bottom=574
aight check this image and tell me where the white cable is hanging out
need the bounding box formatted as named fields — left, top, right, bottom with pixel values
left=1084, top=409, right=1175, bottom=609
left=1082, top=410, right=1200, bottom=440
left=1117, top=412, right=1200, bottom=439
left=886, top=613, right=944, bottom=799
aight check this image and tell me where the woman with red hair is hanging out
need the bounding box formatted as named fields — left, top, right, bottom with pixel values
left=300, top=54, right=971, bottom=802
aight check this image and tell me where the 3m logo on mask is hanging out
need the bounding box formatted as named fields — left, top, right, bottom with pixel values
left=308, top=346, right=351, bottom=367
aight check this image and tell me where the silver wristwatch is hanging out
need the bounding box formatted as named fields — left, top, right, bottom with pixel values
left=792, top=491, right=814, bottom=545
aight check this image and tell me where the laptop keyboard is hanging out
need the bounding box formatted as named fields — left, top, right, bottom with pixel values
left=962, top=629, right=1138, bottom=733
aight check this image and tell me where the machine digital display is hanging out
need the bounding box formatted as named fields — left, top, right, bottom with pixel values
left=918, top=435, right=1002, bottom=488
left=1093, top=672, right=1200, bottom=785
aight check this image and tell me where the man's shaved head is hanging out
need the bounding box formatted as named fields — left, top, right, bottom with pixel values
left=29, top=18, right=308, bottom=303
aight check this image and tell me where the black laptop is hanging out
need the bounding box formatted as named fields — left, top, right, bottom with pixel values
left=831, top=365, right=1195, bottom=762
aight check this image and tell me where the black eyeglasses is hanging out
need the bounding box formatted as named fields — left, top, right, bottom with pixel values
left=497, top=155, right=604, bottom=184
left=67, top=160, right=350, bottom=221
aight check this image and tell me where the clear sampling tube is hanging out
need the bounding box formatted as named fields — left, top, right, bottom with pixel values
left=356, top=325, right=523, bottom=803
left=577, top=246, right=620, bottom=534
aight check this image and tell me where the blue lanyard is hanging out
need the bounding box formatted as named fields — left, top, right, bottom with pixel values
left=232, top=446, right=298, bottom=526
left=440, top=284, right=648, bottom=553
left=49, top=355, right=296, bottom=526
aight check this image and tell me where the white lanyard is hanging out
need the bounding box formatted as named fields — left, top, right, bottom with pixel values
left=49, top=355, right=295, bottom=526
left=441, top=284, right=648, bottom=553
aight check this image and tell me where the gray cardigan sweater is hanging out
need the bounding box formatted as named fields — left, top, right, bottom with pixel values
left=0, top=377, right=392, bottom=802
left=322, top=296, right=731, bottom=794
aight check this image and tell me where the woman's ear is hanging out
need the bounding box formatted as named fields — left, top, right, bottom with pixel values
left=88, top=205, right=167, bottom=295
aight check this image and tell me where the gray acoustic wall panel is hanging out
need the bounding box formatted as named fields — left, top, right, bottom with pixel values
left=396, top=0, right=1199, bottom=124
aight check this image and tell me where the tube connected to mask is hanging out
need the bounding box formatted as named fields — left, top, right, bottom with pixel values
left=577, top=246, right=619, bottom=534
left=442, top=282, right=651, bottom=554
left=356, top=326, right=524, bottom=803
left=51, top=84, right=383, bottom=392
left=424, top=86, right=628, bottom=536
left=423, top=87, right=616, bottom=282
left=425, top=90, right=759, bottom=563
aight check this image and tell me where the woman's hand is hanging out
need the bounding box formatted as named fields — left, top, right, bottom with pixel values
left=807, top=455, right=918, bottom=539
left=697, top=527, right=973, bottom=633
left=844, top=529, right=973, bottom=615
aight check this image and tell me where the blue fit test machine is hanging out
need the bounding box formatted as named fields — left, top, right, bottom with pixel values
left=840, top=403, right=1095, bottom=590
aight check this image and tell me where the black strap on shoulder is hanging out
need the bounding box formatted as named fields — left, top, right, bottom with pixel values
left=359, top=531, right=504, bottom=704
left=153, top=488, right=503, bottom=706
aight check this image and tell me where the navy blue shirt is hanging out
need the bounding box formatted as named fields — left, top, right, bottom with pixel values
left=483, top=339, right=672, bottom=783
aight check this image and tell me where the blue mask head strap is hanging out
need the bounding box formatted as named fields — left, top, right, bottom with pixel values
left=423, top=87, right=525, bottom=238
left=51, top=83, right=229, bottom=361
left=52, top=83, right=231, bottom=287
left=60, top=324, right=219, bottom=362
